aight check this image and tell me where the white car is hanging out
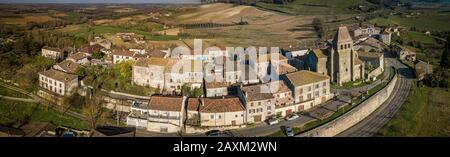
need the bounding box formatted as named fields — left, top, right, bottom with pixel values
left=285, top=114, right=299, bottom=121
left=267, top=118, right=279, bottom=125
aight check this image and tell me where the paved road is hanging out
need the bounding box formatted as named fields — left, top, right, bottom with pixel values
left=336, top=56, right=414, bottom=137
left=0, top=95, right=38, bottom=103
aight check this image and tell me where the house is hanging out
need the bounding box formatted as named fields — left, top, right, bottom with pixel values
left=307, top=48, right=329, bottom=76
left=415, top=60, right=433, bottom=81
left=67, top=52, right=91, bottom=65
left=38, top=69, right=78, bottom=96
left=393, top=45, right=416, bottom=61
left=204, top=82, right=229, bottom=97
left=284, top=70, right=332, bottom=112
left=358, top=51, right=384, bottom=81
left=126, top=101, right=149, bottom=128
left=89, top=37, right=112, bottom=50
left=268, top=80, right=294, bottom=107
left=248, top=52, right=288, bottom=79
left=353, top=25, right=381, bottom=37
left=180, top=60, right=205, bottom=88
left=239, top=65, right=259, bottom=85
left=132, top=58, right=169, bottom=90
left=238, top=83, right=276, bottom=123
left=380, top=29, right=392, bottom=45
left=187, top=97, right=246, bottom=127
left=147, top=96, right=186, bottom=133
left=164, top=59, right=184, bottom=93
left=112, top=49, right=136, bottom=64
left=41, top=46, right=64, bottom=60
left=53, top=60, right=81, bottom=74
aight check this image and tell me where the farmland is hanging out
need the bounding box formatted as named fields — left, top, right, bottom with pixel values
left=369, top=13, right=450, bottom=31
left=376, top=86, right=450, bottom=137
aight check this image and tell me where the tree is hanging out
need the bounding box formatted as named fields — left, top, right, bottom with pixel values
left=75, top=67, right=86, bottom=79
left=92, top=49, right=104, bottom=59
left=82, top=88, right=105, bottom=130
left=440, top=36, right=450, bottom=69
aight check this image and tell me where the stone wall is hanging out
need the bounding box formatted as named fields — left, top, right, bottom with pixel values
left=298, top=72, right=398, bottom=137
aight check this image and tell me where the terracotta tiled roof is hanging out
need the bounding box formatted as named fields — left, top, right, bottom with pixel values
left=268, top=80, right=291, bottom=93
left=285, top=70, right=329, bottom=87
left=148, top=96, right=184, bottom=112
left=149, top=57, right=169, bottom=66
left=358, top=51, right=383, bottom=58
left=205, top=82, right=229, bottom=89
left=189, top=97, right=244, bottom=113
left=241, top=84, right=275, bottom=101
left=69, top=52, right=90, bottom=61
left=55, top=60, right=80, bottom=74
left=187, top=98, right=201, bottom=111
left=111, top=49, right=134, bottom=57
left=277, top=63, right=297, bottom=75
left=148, top=50, right=167, bottom=58
left=39, top=69, right=78, bottom=83
left=257, top=53, right=288, bottom=63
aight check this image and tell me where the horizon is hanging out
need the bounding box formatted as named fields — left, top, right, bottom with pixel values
left=0, top=0, right=201, bottom=4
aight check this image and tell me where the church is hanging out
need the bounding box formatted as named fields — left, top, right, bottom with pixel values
left=307, top=25, right=364, bottom=86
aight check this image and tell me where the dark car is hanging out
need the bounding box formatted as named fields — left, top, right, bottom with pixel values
left=284, top=126, right=294, bottom=137
left=206, top=130, right=221, bottom=137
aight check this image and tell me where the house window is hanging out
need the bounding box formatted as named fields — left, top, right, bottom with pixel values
left=235, top=114, right=238, bottom=118
left=241, top=114, right=244, bottom=117
left=323, top=82, right=327, bottom=87
left=218, top=115, right=222, bottom=119
left=258, top=102, right=261, bottom=106
left=307, top=94, right=311, bottom=99
left=340, top=45, right=343, bottom=50
left=315, top=84, right=319, bottom=88
left=250, top=103, right=254, bottom=107
left=308, top=86, right=311, bottom=91
left=210, top=115, right=214, bottom=119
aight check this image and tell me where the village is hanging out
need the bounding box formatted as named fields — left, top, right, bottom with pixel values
left=31, top=22, right=432, bottom=136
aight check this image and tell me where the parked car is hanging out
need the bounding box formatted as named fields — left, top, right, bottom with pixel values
left=284, top=126, right=294, bottom=137
left=267, top=118, right=279, bottom=125
left=285, top=114, right=299, bottom=121
left=206, top=130, right=221, bottom=137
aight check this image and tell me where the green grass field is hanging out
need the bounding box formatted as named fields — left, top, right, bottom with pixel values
left=0, top=99, right=88, bottom=130
left=369, top=13, right=450, bottom=31
left=256, top=0, right=372, bottom=15
left=0, top=85, right=30, bottom=98
left=58, top=24, right=178, bottom=41
left=402, top=31, right=438, bottom=45
left=376, top=85, right=450, bottom=136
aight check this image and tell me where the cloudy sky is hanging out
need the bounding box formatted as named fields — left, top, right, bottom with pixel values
left=0, top=0, right=200, bottom=3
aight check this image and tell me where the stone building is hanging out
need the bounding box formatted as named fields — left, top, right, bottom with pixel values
left=238, top=84, right=276, bottom=123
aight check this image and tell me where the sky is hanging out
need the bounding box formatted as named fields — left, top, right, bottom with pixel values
left=0, top=0, right=200, bottom=4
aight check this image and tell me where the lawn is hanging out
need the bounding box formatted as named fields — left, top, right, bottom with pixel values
left=0, top=85, right=30, bottom=98
left=376, top=85, right=450, bottom=136
left=0, top=99, right=89, bottom=130
left=256, top=0, right=373, bottom=15
left=402, top=31, right=438, bottom=45
left=369, top=13, right=450, bottom=31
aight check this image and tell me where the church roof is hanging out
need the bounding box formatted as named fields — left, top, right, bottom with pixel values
left=334, top=26, right=353, bottom=43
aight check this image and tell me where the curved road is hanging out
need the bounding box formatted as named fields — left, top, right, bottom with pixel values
left=337, top=55, right=414, bottom=137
